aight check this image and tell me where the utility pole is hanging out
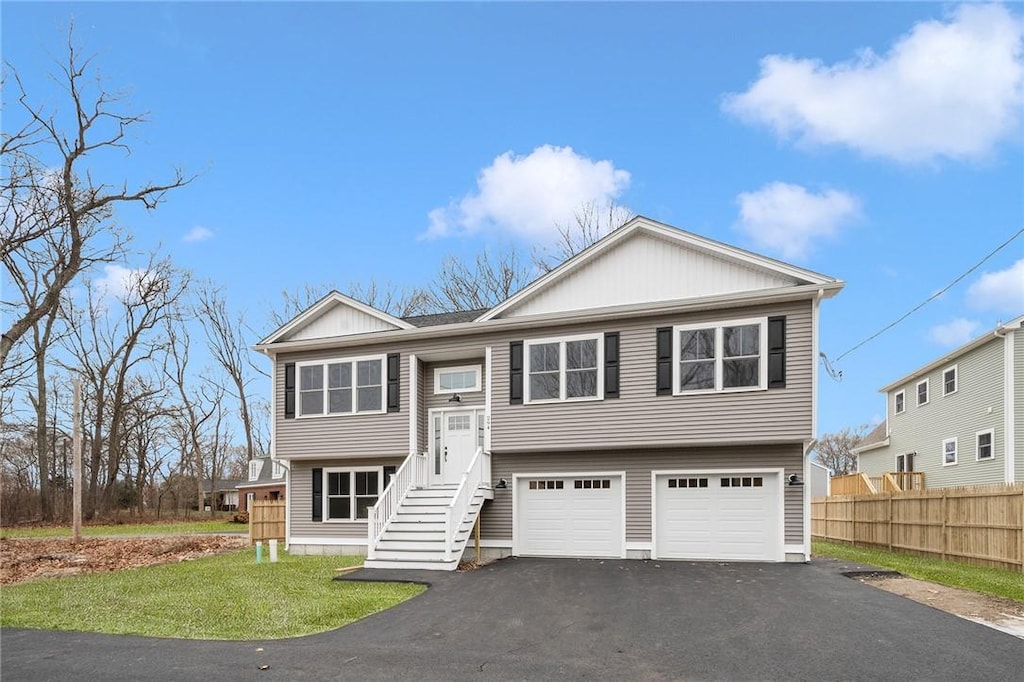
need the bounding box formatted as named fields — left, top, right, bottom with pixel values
left=72, top=376, right=82, bottom=543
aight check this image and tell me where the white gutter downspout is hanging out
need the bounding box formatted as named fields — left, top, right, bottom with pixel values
left=995, top=327, right=1015, bottom=483
left=804, top=288, right=825, bottom=562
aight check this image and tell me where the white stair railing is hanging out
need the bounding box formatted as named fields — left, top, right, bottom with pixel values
left=444, top=448, right=489, bottom=562
left=367, top=451, right=426, bottom=559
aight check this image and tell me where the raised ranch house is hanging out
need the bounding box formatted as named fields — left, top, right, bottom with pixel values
left=255, top=217, right=844, bottom=569
left=856, top=315, right=1023, bottom=490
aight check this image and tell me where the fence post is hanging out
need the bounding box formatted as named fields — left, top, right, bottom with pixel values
left=824, top=496, right=829, bottom=541
left=851, top=494, right=857, bottom=546
left=941, top=490, right=948, bottom=562
left=887, top=493, right=893, bottom=551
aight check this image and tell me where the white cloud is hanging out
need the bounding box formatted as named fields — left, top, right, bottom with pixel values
left=734, top=182, right=860, bottom=260
left=723, top=4, right=1024, bottom=163
left=93, top=264, right=148, bottom=303
left=928, top=317, right=982, bottom=346
left=183, top=225, right=214, bottom=242
left=423, top=145, right=631, bottom=241
left=967, top=258, right=1024, bottom=313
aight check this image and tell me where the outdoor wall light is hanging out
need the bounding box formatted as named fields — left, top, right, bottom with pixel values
left=494, top=478, right=508, bottom=489
left=448, top=393, right=462, bottom=403
left=788, top=474, right=803, bottom=486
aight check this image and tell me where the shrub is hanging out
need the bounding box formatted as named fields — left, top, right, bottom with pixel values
left=232, top=511, right=249, bottom=524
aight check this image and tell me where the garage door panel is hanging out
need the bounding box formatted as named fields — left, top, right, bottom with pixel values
left=656, top=472, right=781, bottom=562
left=516, top=476, right=623, bottom=558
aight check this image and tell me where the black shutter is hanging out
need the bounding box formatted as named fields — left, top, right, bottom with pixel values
left=386, top=353, right=400, bottom=412
left=604, top=332, right=620, bottom=399
left=509, top=341, right=524, bottom=405
left=284, top=363, right=296, bottom=419
left=383, top=465, right=397, bottom=488
left=768, top=316, right=786, bottom=389
left=311, top=467, right=323, bottom=522
left=656, top=327, right=673, bottom=395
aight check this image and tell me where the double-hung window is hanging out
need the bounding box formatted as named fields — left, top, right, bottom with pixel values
left=297, top=355, right=385, bottom=417
left=916, top=379, right=929, bottom=406
left=674, top=318, right=767, bottom=393
left=525, top=335, right=602, bottom=403
left=324, top=468, right=381, bottom=520
left=894, top=391, right=905, bottom=415
left=943, top=365, right=958, bottom=396
left=976, top=430, right=994, bottom=461
left=942, top=437, right=958, bottom=466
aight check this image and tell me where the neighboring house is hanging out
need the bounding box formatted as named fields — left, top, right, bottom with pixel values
left=203, top=480, right=243, bottom=511
left=236, top=455, right=288, bottom=513
left=856, top=316, right=1023, bottom=489
left=255, top=216, right=844, bottom=569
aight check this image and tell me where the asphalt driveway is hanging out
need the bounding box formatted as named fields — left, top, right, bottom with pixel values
left=3, top=557, right=1022, bottom=680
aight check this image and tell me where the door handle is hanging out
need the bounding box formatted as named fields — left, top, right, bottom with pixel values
left=444, top=446, right=448, bottom=462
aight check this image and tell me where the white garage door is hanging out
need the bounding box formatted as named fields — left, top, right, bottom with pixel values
left=515, top=475, right=624, bottom=558
left=655, top=472, right=782, bottom=562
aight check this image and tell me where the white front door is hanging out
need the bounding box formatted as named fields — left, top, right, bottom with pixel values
left=432, top=409, right=479, bottom=485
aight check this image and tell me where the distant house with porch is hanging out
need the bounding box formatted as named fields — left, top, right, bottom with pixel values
left=236, top=455, right=288, bottom=512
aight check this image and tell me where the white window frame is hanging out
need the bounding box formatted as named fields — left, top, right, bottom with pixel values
left=524, top=333, right=604, bottom=404
left=942, top=364, right=958, bottom=396
left=894, top=390, right=906, bottom=415
left=916, top=379, right=929, bottom=406
left=272, top=460, right=286, bottom=479
left=296, top=354, right=386, bottom=418
left=975, top=429, right=995, bottom=461
left=673, top=317, right=768, bottom=395
left=433, top=364, right=482, bottom=395
left=322, top=466, right=384, bottom=522
left=942, top=437, right=958, bottom=466
left=248, top=460, right=263, bottom=482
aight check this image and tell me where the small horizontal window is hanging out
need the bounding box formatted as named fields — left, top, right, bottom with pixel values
left=528, top=480, right=564, bottom=490
left=721, top=477, right=763, bottom=488
left=667, top=478, right=708, bottom=489
left=434, top=365, right=482, bottom=394
left=573, top=479, right=611, bottom=489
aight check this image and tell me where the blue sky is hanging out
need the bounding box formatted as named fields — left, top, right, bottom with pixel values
left=4, top=2, right=1022, bottom=437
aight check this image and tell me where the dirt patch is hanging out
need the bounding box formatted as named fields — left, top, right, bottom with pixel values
left=861, top=575, right=1024, bottom=639
left=0, top=535, right=247, bottom=585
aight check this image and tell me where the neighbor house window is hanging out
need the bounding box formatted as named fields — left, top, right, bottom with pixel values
left=894, top=391, right=905, bottom=415
left=297, top=356, right=385, bottom=416
left=942, top=438, right=958, bottom=466
left=525, top=335, right=602, bottom=403
left=943, top=365, right=958, bottom=396
left=248, top=460, right=263, bottom=481
left=976, top=430, right=994, bottom=460
left=272, top=461, right=286, bottom=479
left=916, top=379, right=929, bottom=406
left=434, top=365, right=482, bottom=394
left=674, top=318, right=767, bottom=393
left=324, top=468, right=382, bottom=520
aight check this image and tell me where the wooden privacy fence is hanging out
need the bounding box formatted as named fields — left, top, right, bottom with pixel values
left=812, top=483, right=1024, bottom=571
left=830, top=472, right=926, bottom=495
left=249, top=500, right=286, bottom=545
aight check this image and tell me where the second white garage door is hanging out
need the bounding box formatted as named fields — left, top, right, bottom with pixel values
left=654, top=471, right=783, bottom=562
left=515, top=474, right=624, bottom=558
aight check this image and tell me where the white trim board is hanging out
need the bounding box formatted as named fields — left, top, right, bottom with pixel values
left=287, top=536, right=369, bottom=547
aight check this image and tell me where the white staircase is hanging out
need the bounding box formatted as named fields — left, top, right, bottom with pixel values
left=364, top=484, right=487, bottom=570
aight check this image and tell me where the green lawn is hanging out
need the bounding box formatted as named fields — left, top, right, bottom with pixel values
left=0, top=550, right=425, bottom=639
left=1, top=520, right=242, bottom=538
left=813, top=540, right=1024, bottom=603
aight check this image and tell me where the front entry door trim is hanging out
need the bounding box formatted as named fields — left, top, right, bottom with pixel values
left=428, top=407, right=482, bottom=486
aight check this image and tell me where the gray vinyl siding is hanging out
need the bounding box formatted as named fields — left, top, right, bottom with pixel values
left=289, top=457, right=404, bottom=538
left=885, top=337, right=1005, bottom=488
left=857, top=445, right=892, bottom=477
left=274, top=300, right=814, bottom=460
left=423, top=359, right=487, bottom=412
left=480, top=445, right=804, bottom=545
left=1015, top=330, right=1023, bottom=483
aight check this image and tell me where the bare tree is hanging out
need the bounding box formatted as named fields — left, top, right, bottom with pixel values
left=533, top=201, right=634, bottom=273
left=194, top=283, right=267, bottom=463
left=0, top=25, right=191, bottom=369
left=266, top=282, right=337, bottom=329
left=426, top=247, right=533, bottom=312
left=813, top=425, right=869, bottom=476
left=61, top=255, right=189, bottom=517
left=347, top=280, right=431, bottom=317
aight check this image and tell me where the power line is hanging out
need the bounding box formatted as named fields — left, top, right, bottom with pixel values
left=824, top=225, right=1024, bottom=370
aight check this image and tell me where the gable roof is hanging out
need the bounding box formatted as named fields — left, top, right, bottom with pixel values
left=878, top=315, right=1024, bottom=393
left=852, top=421, right=889, bottom=455
left=476, top=216, right=839, bottom=322
left=258, top=290, right=415, bottom=346
left=403, top=309, right=487, bottom=328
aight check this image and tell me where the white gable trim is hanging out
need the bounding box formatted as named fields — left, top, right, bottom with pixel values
left=258, top=290, right=414, bottom=345
left=476, top=216, right=837, bottom=322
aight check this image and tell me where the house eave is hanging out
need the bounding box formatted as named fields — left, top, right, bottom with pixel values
left=878, top=315, right=1024, bottom=393
left=255, top=282, right=843, bottom=355
left=852, top=438, right=890, bottom=455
